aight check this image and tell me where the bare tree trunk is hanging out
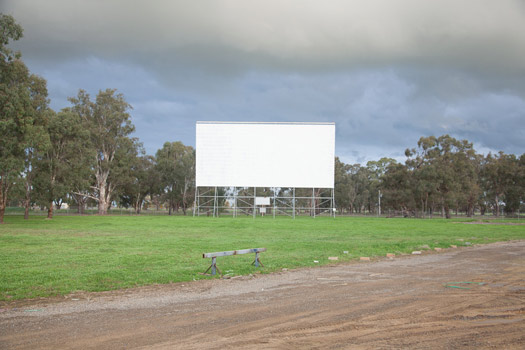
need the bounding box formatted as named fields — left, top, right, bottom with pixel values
left=105, top=183, right=113, bottom=214
left=47, top=201, right=54, bottom=219
left=445, top=204, right=451, bottom=219
left=96, top=169, right=110, bottom=215
left=0, top=179, right=8, bottom=224
left=467, top=200, right=474, bottom=217
left=24, top=198, right=30, bottom=220
left=98, top=182, right=107, bottom=215
left=135, top=197, right=142, bottom=214
left=495, top=195, right=500, bottom=218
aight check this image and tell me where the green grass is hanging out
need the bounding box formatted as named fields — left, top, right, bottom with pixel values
left=1, top=215, right=524, bottom=301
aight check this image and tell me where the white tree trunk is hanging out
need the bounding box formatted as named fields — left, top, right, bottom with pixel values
left=97, top=169, right=110, bottom=215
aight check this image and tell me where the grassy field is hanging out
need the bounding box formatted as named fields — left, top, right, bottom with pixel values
left=1, top=215, right=524, bottom=301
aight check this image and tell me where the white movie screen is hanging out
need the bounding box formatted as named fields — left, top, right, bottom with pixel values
left=196, top=122, right=335, bottom=188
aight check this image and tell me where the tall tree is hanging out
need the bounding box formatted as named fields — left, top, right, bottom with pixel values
left=406, top=135, right=477, bottom=219
left=21, top=74, right=51, bottom=219
left=481, top=152, right=520, bottom=217
left=334, top=157, right=351, bottom=213
left=366, top=158, right=396, bottom=214
left=0, top=14, right=34, bottom=223
left=109, top=137, right=144, bottom=213
left=155, top=141, right=195, bottom=215
left=118, top=155, right=157, bottom=214
left=69, top=89, right=135, bottom=215
left=382, top=162, right=414, bottom=216
left=34, top=109, right=93, bottom=218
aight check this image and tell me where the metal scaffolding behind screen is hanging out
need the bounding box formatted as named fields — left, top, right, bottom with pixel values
left=193, top=187, right=335, bottom=218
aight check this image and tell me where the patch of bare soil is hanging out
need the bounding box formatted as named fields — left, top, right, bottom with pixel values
left=1, top=241, right=524, bottom=349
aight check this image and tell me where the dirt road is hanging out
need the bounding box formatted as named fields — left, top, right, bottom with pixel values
left=1, top=241, right=524, bottom=349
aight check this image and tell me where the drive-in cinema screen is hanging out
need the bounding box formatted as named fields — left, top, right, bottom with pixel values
left=196, top=122, right=335, bottom=188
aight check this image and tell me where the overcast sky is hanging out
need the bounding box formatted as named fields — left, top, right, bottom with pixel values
left=2, top=0, right=524, bottom=163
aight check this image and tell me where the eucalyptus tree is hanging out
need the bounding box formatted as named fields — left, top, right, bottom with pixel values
left=33, top=109, right=93, bottom=218
left=366, top=158, right=396, bottom=214
left=333, top=158, right=378, bottom=214
left=118, top=155, right=158, bottom=214
left=155, top=141, right=195, bottom=215
left=351, top=165, right=371, bottom=214
left=113, top=142, right=157, bottom=214
left=21, top=74, right=51, bottom=219
left=0, top=14, right=36, bottom=223
left=69, top=89, right=135, bottom=214
left=106, top=136, right=143, bottom=211
left=481, top=152, right=521, bottom=216
left=405, top=135, right=477, bottom=218
left=382, top=162, right=414, bottom=216
left=334, top=157, right=351, bottom=213
left=500, top=154, right=523, bottom=215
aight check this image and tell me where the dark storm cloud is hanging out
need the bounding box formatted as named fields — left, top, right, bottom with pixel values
left=2, top=0, right=524, bottom=162
left=5, top=0, right=525, bottom=77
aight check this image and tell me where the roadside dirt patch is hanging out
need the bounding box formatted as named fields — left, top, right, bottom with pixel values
left=1, top=241, right=524, bottom=349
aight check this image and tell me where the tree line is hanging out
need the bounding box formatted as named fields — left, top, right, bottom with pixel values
left=1, top=15, right=523, bottom=222
left=1, top=14, right=195, bottom=223
left=335, top=136, right=524, bottom=218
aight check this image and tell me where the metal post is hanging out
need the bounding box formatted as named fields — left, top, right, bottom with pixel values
left=213, top=187, right=217, bottom=218
left=273, top=188, right=276, bottom=219
left=312, top=188, right=316, bottom=218
left=292, top=188, right=296, bottom=219
left=197, top=187, right=200, bottom=216
left=211, top=257, right=217, bottom=275
left=332, top=188, right=336, bottom=218
left=253, top=187, right=256, bottom=219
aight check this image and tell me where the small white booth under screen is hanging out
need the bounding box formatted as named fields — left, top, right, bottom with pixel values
left=193, top=121, right=336, bottom=218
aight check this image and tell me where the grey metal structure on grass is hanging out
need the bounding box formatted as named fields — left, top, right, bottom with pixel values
left=193, top=187, right=335, bottom=218
left=202, top=248, right=266, bottom=275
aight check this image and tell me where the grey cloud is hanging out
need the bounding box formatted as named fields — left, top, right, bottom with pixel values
left=4, top=0, right=525, bottom=77
left=23, top=55, right=525, bottom=163
left=2, top=1, right=524, bottom=164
